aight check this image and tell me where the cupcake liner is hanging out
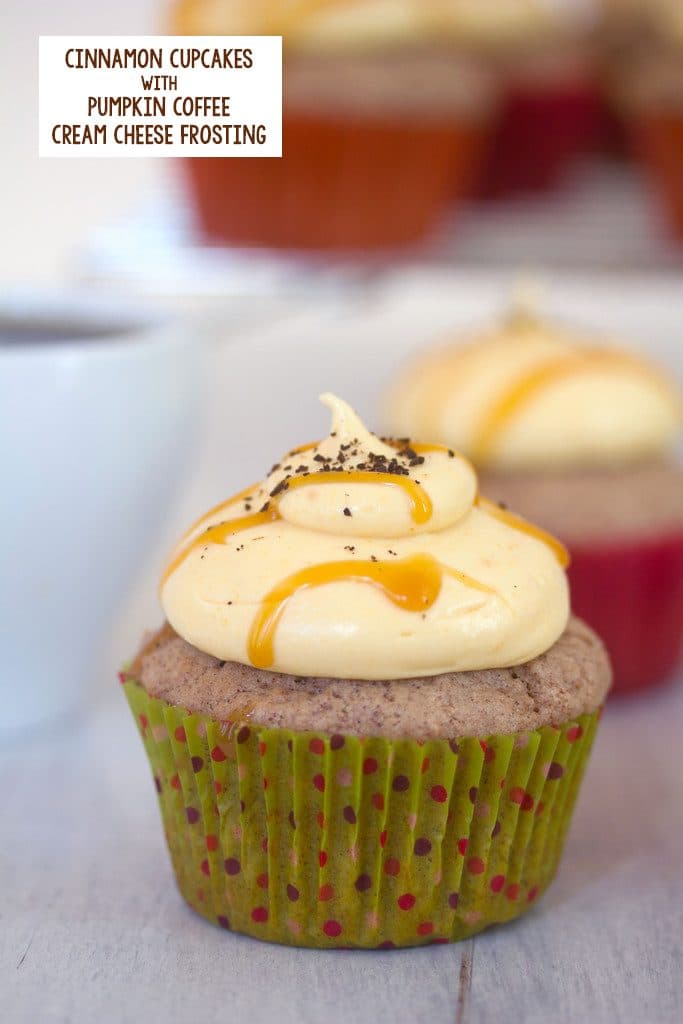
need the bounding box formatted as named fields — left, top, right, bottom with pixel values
left=568, top=532, right=683, bottom=695
left=184, top=112, right=487, bottom=251
left=478, top=81, right=602, bottom=198
left=632, top=113, right=683, bottom=240
left=124, top=678, right=600, bottom=949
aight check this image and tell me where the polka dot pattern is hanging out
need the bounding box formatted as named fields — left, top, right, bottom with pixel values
left=123, top=680, right=597, bottom=950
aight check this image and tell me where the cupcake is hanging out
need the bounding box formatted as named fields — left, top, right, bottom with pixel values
left=606, top=1, right=683, bottom=239
left=172, top=1, right=496, bottom=250
left=385, top=301, right=683, bottom=695
left=443, top=0, right=602, bottom=196
left=123, top=393, right=610, bottom=948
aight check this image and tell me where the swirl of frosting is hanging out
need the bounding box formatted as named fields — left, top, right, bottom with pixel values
left=161, top=394, right=569, bottom=679
left=385, top=297, right=682, bottom=471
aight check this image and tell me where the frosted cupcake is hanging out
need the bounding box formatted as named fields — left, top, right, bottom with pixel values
left=605, top=0, right=683, bottom=239
left=385, top=303, right=683, bottom=694
left=172, top=0, right=496, bottom=249
left=123, top=393, right=610, bottom=948
left=443, top=0, right=602, bottom=196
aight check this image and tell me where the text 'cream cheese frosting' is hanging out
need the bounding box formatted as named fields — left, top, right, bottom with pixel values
left=160, top=394, right=570, bottom=680
left=385, top=298, right=682, bottom=471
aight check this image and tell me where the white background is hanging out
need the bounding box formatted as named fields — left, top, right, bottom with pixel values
left=39, top=35, right=282, bottom=157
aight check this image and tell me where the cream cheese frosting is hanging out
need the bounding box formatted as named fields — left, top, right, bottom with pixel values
left=161, top=394, right=570, bottom=679
left=385, top=302, right=682, bottom=471
left=173, top=0, right=446, bottom=49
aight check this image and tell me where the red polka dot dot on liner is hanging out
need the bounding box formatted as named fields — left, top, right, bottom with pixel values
left=363, top=757, right=378, bottom=775
left=527, top=886, right=539, bottom=903
left=566, top=725, right=583, bottom=743
left=206, top=835, right=218, bottom=852
left=467, top=857, right=485, bottom=875
left=384, top=857, right=400, bottom=877
left=309, top=738, right=325, bottom=755
left=421, top=757, right=430, bottom=774
left=318, top=883, right=334, bottom=902
left=258, top=741, right=267, bottom=756
left=319, top=851, right=328, bottom=868
left=398, top=893, right=416, bottom=911
left=430, top=785, right=448, bottom=803
left=323, top=920, right=342, bottom=938
left=506, top=884, right=520, bottom=901
left=174, top=725, right=186, bottom=742
left=457, top=838, right=468, bottom=856
left=312, top=774, right=325, bottom=792
left=509, top=786, right=525, bottom=805
left=372, top=793, right=385, bottom=811
left=521, top=793, right=534, bottom=812
left=251, top=907, right=268, bottom=923
left=417, top=922, right=434, bottom=936
left=257, top=872, right=269, bottom=889
left=139, top=714, right=148, bottom=733
left=380, top=830, right=387, bottom=848
left=211, top=746, right=226, bottom=763
left=170, top=774, right=181, bottom=790
left=490, top=874, right=505, bottom=893
left=200, top=859, right=210, bottom=876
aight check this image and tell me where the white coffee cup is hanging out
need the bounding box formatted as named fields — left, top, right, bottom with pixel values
left=0, top=290, right=202, bottom=740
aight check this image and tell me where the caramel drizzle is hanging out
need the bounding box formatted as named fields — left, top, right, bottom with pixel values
left=471, top=351, right=662, bottom=464
left=247, top=553, right=497, bottom=670
left=476, top=496, right=570, bottom=569
left=161, top=467, right=435, bottom=585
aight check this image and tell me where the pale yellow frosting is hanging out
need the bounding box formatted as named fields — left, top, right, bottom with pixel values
left=173, top=0, right=446, bottom=48
left=161, top=394, right=569, bottom=680
left=385, top=304, right=682, bottom=471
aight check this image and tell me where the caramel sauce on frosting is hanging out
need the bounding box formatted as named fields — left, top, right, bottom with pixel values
left=161, top=394, right=569, bottom=679
left=386, top=302, right=682, bottom=471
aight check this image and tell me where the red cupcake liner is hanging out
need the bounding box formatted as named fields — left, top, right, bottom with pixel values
left=632, top=113, right=683, bottom=240
left=184, top=112, right=489, bottom=251
left=567, top=532, right=683, bottom=695
left=478, top=80, right=603, bottom=198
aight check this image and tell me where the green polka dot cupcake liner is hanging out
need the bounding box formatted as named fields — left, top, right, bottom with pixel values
left=123, top=677, right=600, bottom=949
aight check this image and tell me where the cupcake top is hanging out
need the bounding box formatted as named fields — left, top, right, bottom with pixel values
left=160, top=394, right=570, bottom=680
left=385, top=297, right=682, bottom=472
left=442, top=0, right=599, bottom=48
left=173, top=0, right=448, bottom=49
left=173, top=0, right=598, bottom=49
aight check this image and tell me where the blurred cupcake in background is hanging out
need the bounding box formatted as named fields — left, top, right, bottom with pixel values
left=385, top=292, right=683, bottom=695
left=605, top=0, right=683, bottom=240
left=172, top=1, right=498, bottom=251
left=442, top=0, right=602, bottom=197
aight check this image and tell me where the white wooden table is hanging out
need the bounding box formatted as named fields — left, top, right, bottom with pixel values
left=3, top=271, right=682, bottom=1023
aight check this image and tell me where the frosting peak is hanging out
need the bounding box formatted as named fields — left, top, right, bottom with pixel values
left=271, top=393, right=477, bottom=538
left=161, top=394, right=569, bottom=679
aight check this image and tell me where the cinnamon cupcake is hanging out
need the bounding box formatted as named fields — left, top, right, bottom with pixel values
left=172, top=1, right=496, bottom=250
left=606, top=0, right=683, bottom=239
left=443, top=0, right=602, bottom=197
left=123, top=393, right=610, bottom=948
left=385, top=302, right=683, bottom=694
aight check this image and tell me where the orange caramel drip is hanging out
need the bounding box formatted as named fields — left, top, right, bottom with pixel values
left=471, top=351, right=662, bottom=464
left=283, top=470, right=433, bottom=524
left=476, top=496, right=570, bottom=569
left=161, top=507, right=279, bottom=586
left=247, top=554, right=444, bottom=669
left=161, top=464, right=436, bottom=586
